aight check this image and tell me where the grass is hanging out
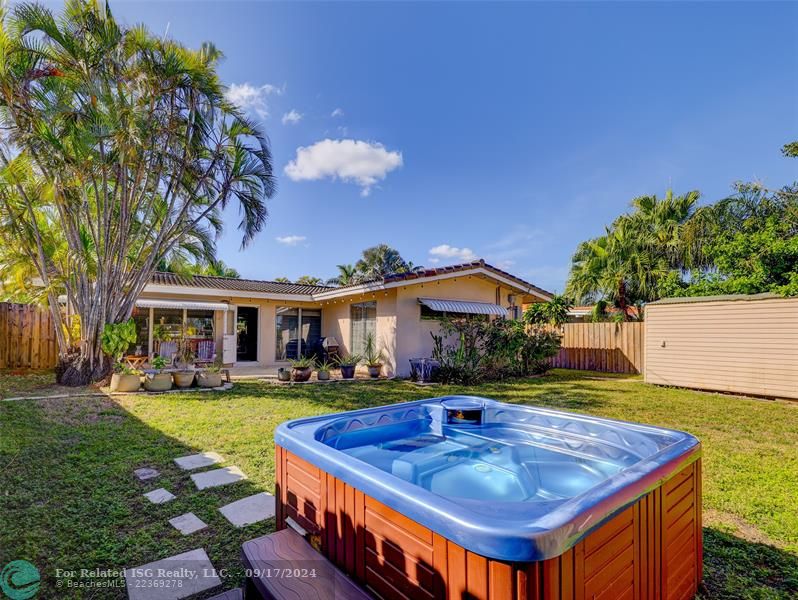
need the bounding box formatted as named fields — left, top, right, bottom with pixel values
left=1, top=370, right=796, bottom=598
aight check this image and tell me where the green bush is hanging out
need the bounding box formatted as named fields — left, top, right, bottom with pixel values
left=430, top=315, right=562, bottom=384
left=100, top=320, right=137, bottom=369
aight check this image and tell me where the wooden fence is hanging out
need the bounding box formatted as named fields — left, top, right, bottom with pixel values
left=0, top=302, right=58, bottom=370
left=551, top=322, right=645, bottom=374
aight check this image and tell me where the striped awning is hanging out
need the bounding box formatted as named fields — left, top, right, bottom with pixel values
left=418, top=297, right=507, bottom=317
left=135, top=299, right=229, bottom=311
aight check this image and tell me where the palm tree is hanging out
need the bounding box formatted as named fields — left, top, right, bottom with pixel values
left=273, top=277, right=291, bottom=283
left=326, top=264, right=358, bottom=286
left=566, top=190, right=699, bottom=317
left=295, top=275, right=323, bottom=285
left=0, top=1, right=275, bottom=384
left=355, top=244, right=410, bottom=280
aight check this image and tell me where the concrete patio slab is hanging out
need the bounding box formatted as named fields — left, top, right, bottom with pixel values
left=191, top=466, right=247, bottom=490
left=218, top=492, right=275, bottom=527
left=168, top=512, right=207, bottom=535
left=144, top=488, right=176, bottom=504
left=125, top=547, right=221, bottom=600
left=174, top=451, right=224, bottom=471
left=134, top=467, right=159, bottom=481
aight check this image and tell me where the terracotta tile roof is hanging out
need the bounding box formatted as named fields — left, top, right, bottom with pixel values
left=148, top=260, right=552, bottom=300
left=149, top=272, right=333, bottom=295
left=323, top=260, right=552, bottom=298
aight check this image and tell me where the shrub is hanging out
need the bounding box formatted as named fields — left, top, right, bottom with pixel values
left=430, top=315, right=562, bottom=384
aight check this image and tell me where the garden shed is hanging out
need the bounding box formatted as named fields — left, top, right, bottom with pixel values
left=645, top=293, right=798, bottom=400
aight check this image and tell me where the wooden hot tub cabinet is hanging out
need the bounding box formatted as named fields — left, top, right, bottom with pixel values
left=275, top=445, right=702, bottom=600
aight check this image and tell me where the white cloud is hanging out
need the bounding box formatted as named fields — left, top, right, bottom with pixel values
left=284, top=139, right=403, bottom=197
left=331, top=108, right=344, bottom=117
left=275, top=235, right=307, bottom=246
left=281, top=109, right=303, bottom=125
left=225, top=82, right=284, bottom=119
left=428, top=244, right=478, bottom=263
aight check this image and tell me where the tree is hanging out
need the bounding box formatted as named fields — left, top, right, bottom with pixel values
left=355, top=244, right=410, bottom=280
left=273, top=277, right=291, bottom=283
left=524, top=295, right=573, bottom=327
left=326, top=263, right=358, bottom=286
left=295, top=275, right=323, bottom=285
left=158, top=258, right=241, bottom=278
left=566, top=190, right=700, bottom=316
left=665, top=182, right=798, bottom=297
left=0, top=1, right=275, bottom=384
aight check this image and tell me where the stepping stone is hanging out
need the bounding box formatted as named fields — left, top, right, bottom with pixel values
left=125, top=547, right=221, bottom=600
left=143, top=488, right=176, bottom=504
left=134, top=467, right=159, bottom=481
left=169, top=512, right=207, bottom=535
left=191, top=466, right=247, bottom=490
left=219, top=492, right=276, bottom=527
left=174, top=451, right=224, bottom=471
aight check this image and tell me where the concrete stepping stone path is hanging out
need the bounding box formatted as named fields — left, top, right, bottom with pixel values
left=134, top=467, right=159, bottom=481
left=174, top=451, right=224, bottom=471
left=125, top=547, right=221, bottom=600
left=144, top=488, right=176, bottom=504
left=191, top=466, right=247, bottom=490
left=168, top=512, right=208, bottom=535
left=218, top=492, right=276, bottom=527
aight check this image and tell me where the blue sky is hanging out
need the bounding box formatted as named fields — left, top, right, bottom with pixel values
left=63, top=1, right=798, bottom=292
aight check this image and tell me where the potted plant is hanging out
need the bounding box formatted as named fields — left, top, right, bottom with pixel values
left=197, top=360, right=224, bottom=388
left=111, top=364, right=142, bottom=392
left=363, top=333, right=384, bottom=378
left=144, top=355, right=173, bottom=392
left=277, top=367, right=291, bottom=382
left=101, top=320, right=140, bottom=392
left=316, top=360, right=334, bottom=381
left=172, top=337, right=196, bottom=388
left=334, top=353, right=361, bottom=380
left=290, top=356, right=316, bottom=382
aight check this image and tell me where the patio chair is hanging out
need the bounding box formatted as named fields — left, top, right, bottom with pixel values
left=194, top=339, right=216, bottom=366
left=156, top=341, right=177, bottom=365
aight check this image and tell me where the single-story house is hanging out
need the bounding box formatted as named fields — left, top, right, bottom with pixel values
left=130, top=259, right=552, bottom=377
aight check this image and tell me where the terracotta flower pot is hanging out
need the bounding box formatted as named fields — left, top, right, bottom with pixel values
left=144, top=372, right=173, bottom=392
left=110, top=373, right=141, bottom=392
left=340, top=365, right=355, bottom=379
left=197, top=372, right=223, bottom=388
left=317, top=370, right=330, bottom=381
left=293, top=367, right=312, bottom=382
left=367, top=365, right=382, bottom=378
left=172, top=371, right=196, bottom=388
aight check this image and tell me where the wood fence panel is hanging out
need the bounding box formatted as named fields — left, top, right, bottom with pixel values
left=551, top=322, right=644, bottom=374
left=0, top=302, right=58, bottom=370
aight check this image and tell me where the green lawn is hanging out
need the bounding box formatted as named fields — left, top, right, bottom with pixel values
left=1, top=370, right=796, bottom=598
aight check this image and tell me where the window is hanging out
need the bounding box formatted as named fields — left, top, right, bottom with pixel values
left=153, top=308, right=183, bottom=354
left=351, top=302, right=376, bottom=356
left=275, top=307, right=299, bottom=361
left=276, top=307, right=322, bottom=360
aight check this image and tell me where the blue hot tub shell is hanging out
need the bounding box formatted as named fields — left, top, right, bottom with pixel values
left=275, top=395, right=700, bottom=562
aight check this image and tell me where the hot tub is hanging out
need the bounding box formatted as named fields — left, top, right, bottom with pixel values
left=274, top=396, right=702, bottom=600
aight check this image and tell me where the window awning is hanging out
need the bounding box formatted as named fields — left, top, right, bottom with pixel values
left=418, top=297, right=507, bottom=317
left=135, top=299, right=229, bottom=312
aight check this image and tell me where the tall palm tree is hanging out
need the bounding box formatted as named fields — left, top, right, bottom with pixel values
left=326, top=263, right=358, bottom=286
left=566, top=190, right=699, bottom=317
left=0, top=1, right=275, bottom=384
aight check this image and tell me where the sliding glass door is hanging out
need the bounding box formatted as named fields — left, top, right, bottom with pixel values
left=275, top=307, right=322, bottom=361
